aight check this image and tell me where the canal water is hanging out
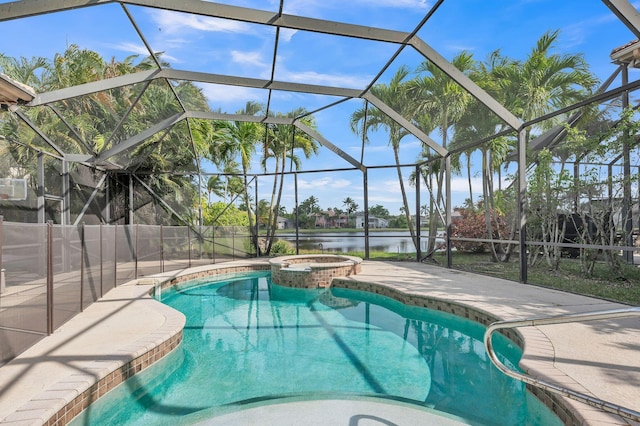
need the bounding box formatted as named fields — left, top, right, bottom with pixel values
left=277, top=231, right=442, bottom=253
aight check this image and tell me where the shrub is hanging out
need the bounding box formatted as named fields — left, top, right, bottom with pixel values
left=452, top=208, right=509, bottom=253
left=270, top=239, right=295, bottom=255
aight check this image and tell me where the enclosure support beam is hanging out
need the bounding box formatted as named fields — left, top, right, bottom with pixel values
left=128, top=174, right=134, bottom=225
left=61, top=160, right=70, bottom=225
left=415, top=164, right=422, bottom=262
left=96, top=112, right=184, bottom=162
left=105, top=176, right=111, bottom=224
left=37, top=152, right=45, bottom=224
left=29, top=69, right=160, bottom=106
left=608, top=165, right=613, bottom=203
left=363, top=168, right=370, bottom=260
left=294, top=173, right=299, bottom=255
left=0, top=0, right=111, bottom=22
left=573, top=162, right=580, bottom=212
left=621, top=65, right=634, bottom=264
left=518, top=130, right=528, bottom=283
left=124, top=0, right=409, bottom=43
left=255, top=181, right=259, bottom=257
left=49, top=105, right=95, bottom=155
left=445, top=156, right=452, bottom=268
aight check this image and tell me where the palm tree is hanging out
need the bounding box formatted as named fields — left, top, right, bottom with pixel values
left=342, top=197, right=358, bottom=228
left=490, top=31, right=596, bottom=261
left=408, top=52, right=475, bottom=255
left=261, top=108, right=319, bottom=254
left=211, top=101, right=264, bottom=252
left=494, top=30, right=598, bottom=135
left=350, top=66, right=419, bottom=249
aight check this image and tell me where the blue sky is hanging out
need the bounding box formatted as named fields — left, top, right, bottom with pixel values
left=0, top=0, right=638, bottom=214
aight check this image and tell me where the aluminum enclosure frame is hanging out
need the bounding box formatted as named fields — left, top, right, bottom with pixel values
left=0, top=0, right=638, bottom=283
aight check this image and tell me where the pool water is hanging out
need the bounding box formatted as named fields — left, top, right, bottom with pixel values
left=70, top=272, right=562, bottom=426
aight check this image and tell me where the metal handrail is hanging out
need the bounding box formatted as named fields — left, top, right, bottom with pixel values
left=484, top=307, right=640, bottom=423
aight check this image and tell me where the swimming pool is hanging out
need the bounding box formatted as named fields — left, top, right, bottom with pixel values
left=70, top=271, right=562, bottom=425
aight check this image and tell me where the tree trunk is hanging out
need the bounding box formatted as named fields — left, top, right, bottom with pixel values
left=482, top=149, right=499, bottom=262
left=394, top=146, right=418, bottom=251
left=264, top=156, right=280, bottom=255
left=242, top=170, right=257, bottom=255
left=266, top=153, right=286, bottom=255
left=424, top=169, right=439, bottom=257
left=466, top=153, right=473, bottom=207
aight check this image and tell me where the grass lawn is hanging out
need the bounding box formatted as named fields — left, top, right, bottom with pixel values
left=432, top=252, right=640, bottom=306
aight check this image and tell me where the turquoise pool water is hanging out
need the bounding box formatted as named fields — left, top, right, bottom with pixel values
left=71, top=272, right=562, bottom=425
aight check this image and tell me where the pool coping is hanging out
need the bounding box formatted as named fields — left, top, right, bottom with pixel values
left=0, top=259, right=635, bottom=425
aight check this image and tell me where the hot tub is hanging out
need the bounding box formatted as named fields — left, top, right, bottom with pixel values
left=269, top=254, right=362, bottom=288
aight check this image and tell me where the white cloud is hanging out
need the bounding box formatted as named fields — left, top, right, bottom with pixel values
left=284, top=0, right=429, bottom=14
left=279, top=28, right=298, bottom=43
left=296, top=177, right=327, bottom=190
left=151, top=9, right=252, bottom=35
left=158, top=37, right=192, bottom=51
left=231, top=50, right=268, bottom=68
left=328, top=178, right=352, bottom=189
left=198, top=83, right=264, bottom=104
left=352, top=144, right=387, bottom=153
left=110, top=42, right=150, bottom=56
left=347, top=137, right=426, bottom=154
left=108, top=42, right=179, bottom=62
left=450, top=176, right=481, bottom=193
left=358, top=0, right=429, bottom=8
left=368, top=194, right=406, bottom=206
left=561, top=9, right=622, bottom=49
left=279, top=68, right=371, bottom=89
left=291, top=176, right=362, bottom=191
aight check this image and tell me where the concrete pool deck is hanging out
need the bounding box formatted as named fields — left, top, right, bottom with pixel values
left=0, top=259, right=638, bottom=425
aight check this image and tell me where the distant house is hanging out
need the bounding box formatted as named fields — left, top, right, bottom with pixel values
left=285, top=218, right=298, bottom=229
left=355, top=212, right=389, bottom=229
left=276, top=216, right=289, bottom=229
left=324, top=210, right=348, bottom=228
left=334, top=213, right=348, bottom=228
left=416, top=210, right=462, bottom=226
left=312, top=213, right=328, bottom=228
left=310, top=210, right=349, bottom=228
